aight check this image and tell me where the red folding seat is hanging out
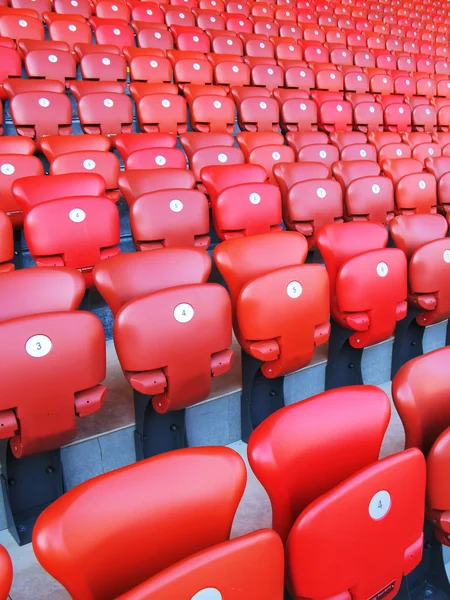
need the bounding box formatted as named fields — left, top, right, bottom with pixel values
left=50, top=152, right=120, bottom=203
left=393, top=73, right=417, bottom=97
left=407, top=96, right=437, bottom=133
left=94, top=250, right=233, bottom=416
left=245, top=37, right=274, bottom=58
left=317, top=221, right=407, bottom=348
left=286, top=131, right=339, bottom=170
left=163, top=5, right=196, bottom=27
left=12, top=0, right=50, bottom=15
left=402, top=132, right=441, bottom=164
left=377, top=95, right=412, bottom=133
left=224, top=14, right=252, bottom=33
left=80, top=51, right=127, bottom=81
left=208, top=31, right=242, bottom=54
left=251, top=3, right=274, bottom=19
left=382, top=157, right=437, bottom=214
left=215, top=231, right=329, bottom=383
left=93, top=20, right=134, bottom=51
left=432, top=97, right=450, bottom=132
left=33, top=447, right=284, bottom=599
left=4, top=79, right=65, bottom=98
left=18, top=39, right=71, bottom=56
left=10, top=91, right=71, bottom=149
left=69, top=79, right=126, bottom=101
left=278, top=91, right=318, bottom=132
left=170, top=25, right=210, bottom=52
left=127, top=50, right=172, bottom=83
left=118, top=168, right=195, bottom=208
left=436, top=78, right=450, bottom=99
left=425, top=156, right=450, bottom=213
left=40, top=133, right=110, bottom=162
left=313, top=91, right=353, bottom=132
left=130, top=2, right=164, bottom=24
left=284, top=65, right=315, bottom=91
left=329, top=131, right=377, bottom=161
left=114, top=132, right=176, bottom=162
left=314, top=65, right=344, bottom=92
left=0, top=211, right=14, bottom=273
left=368, top=131, right=412, bottom=161
left=0, top=14, right=44, bottom=40
left=332, top=160, right=395, bottom=223
left=137, top=27, right=174, bottom=52
left=250, top=63, right=283, bottom=91
left=236, top=131, right=295, bottom=184
left=95, top=0, right=130, bottom=21
left=0, top=153, right=44, bottom=228
left=24, top=49, right=76, bottom=85
left=76, top=42, right=122, bottom=59
left=135, top=90, right=187, bottom=134
left=232, top=87, right=280, bottom=132
left=345, top=93, right=384, bottom=133
left=48, top=19, right=92, bottom=50
left=0, top=46, right=22, bottom=100
left=168, top=50, right=213, bottom=85
left=274, top=162, right=343, bottom=247
left=184, top=85, right=235, bottom=133
left=208, top=54, right=250, bottom=85
left=24, top=196, right=120, bottom=286
left=365, top=69, right=394, bottom=95
left=54, top=0, right=92, bottom=17
left=180, top=132, right=244, bottom=190
left=125, top=146, right=186, bottom=170
left=201, top=163, right=282, bottom=238
left=274, top=40, right=302, bottom=64
left=129, top=186, right=210, bottom=250
left=78, top=90, right=133, bottom=135
left=248, top=386, right=425, bottom=599
left=12, top=173, right=107, bottom=218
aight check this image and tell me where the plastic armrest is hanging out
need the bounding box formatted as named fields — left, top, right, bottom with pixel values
left=248, top=339, right=280, bottom=361
left=417, top=294, right=437, bottom=310
left=75, top=384, right=107, bottom=417
left=314, top=322, right=331, bottom=346
left=396, top=300, right=408, bottom=321
left=35, top=256, right=65, bottom=267
left=345, top=312, right=369, bottom=331
left=0, top=410, right=18, bottom=439
left=211, top=348, right=233, bottom=377
left=126, top=369, right=167, bottom=396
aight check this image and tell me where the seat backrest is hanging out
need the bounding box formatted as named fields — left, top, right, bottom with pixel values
left=332, top=159, right=380, bottom=187
left=118, top=169, right=196, bottom=207
left=393, top=347, right=450, bottom=455
left=390, top=214, right=448, bottom=259
left=78, top=92, right=133, bottom=136
left=33, top=447, right=246, bottom=600
left=201, top=163, right=267, bottom=201
left=94, top=248, right=211, bottom=316
left=0, top=154, right=44, bottom=227
left=114, top=132, right=176, bottom=161
left=12, top=173, right=106, bottom=212
left=0, top=267, right=85, bottom=322
left=40, top=134, right=111, bottom=163
left=125, top=147, right=186, bottom=170
left=248, top=385, right=391, bottom=542
left=118, top=530, right=284, bottom=600
left=0, top=311, right=106, bottom=458
left=288, top=448, right=425, bottom=600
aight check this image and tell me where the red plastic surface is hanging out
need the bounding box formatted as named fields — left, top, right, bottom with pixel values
left=0, top=154, right=44, bottom=227
left=78, top=92, right=133, bottom=135
left=0, top=211, right=13, bottom=273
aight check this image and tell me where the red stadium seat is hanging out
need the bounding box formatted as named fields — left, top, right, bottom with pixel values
left=130, top=188, right=210, bottom=250
left=135, top=91, right=187, bottom=134
left=10, top=91, right=72, bottom=148
left=236, top=131, right=295, bottom=184
left=12, top=173, right=107, bottom=213
left=425, top=156, right=450, bottom=213
left=128, top=52, right=173, bottom=83
left=78, top=91, right=133, bottom=135
left=118, top=169, right=196, bottom=207
left=0, top=46, right=21, bottom=100
left=125, top=147, right=186, bottom=170
left=368, top=132, right=412, bottom=161
left=232, top=87, right=280, bottom=132
left=274, top=162, right=344, bottom=248
left=382, top=158, right=437, bottom=214
left=214, top=231, right=330, bottom=379
left=0, top=14, right=44, bottom=40
left=248, top=386, right=425, bottom=599
left=33, top=447, right=283, bottom=599
left=286, top=131, right=339, bottom=170
left=40, top=134, right=111, bottom=162
left=402, top=132, right=441, bottom=164
left=95, top=0, right=130, bottom=21
left=316, top=221, right=408, bottom=349
left=114, top=132, right=176, bottom=162
left=185, top=85, right=235, bottom=133
left=24, top=49, right=77, bottom=85
left=279, top=93, right=318, bottom=132
left=329, top=131, right=377, bottom=161
left=201, top=163, right=282, bottom=239
left=54, top=0, right=92, bottom=18
left=313, top=91, right=352, bottom=132
left=80, top=52, right=127, bottom=82
left=0, top=211, right=14, bottom=273
left=137, top=27, right=174, bottom=52
left=24, top=196, right=120, bottom=287
left=346, top=93, right=384, bottom=134
left=333, top=160, right=395, bottom=224
left=49, top=19, right=92, bottom=51
left=0, top=154, right=44, bottom=227
left=93, top=20, right=134, bottom=52
left=393, top=347, right=450, bottom=546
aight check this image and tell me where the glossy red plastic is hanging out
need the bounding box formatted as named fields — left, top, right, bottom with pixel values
left=0, top=154, right=44, bottom=227
left=0, top=211, right=13, bottom=273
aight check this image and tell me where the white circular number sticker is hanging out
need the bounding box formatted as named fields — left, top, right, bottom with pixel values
left=300, top=103, right=306, bottom=111
left=39, top=98, right=50, bottom=108
left=218, top=153, right=227, bottom=163
left=429, top=147, right=434, bottom=155
left=317, top=187, right=326, bottom=198
left=213, top=100, right=221, bottom=109
left=155, top=155, right=166, bottom=166
left=48, top=54, right=58, bottom=63
left=232, top=65, right=239, bottom=72
left=83, top=159, right=96, bottom=170
left=170, top=199, right=183, bottom=212
left=300, top=71, right=305, bottom=77
left=287, top=281, right=302, bottom=299
left=26, top=335, right=52, bottom=358
left=336, top=104, right=343, bottom=112
left=227, top=38, right=233, bottom=45
left=369, top=106, right=375, bottom=113
left=112, top=4, right=118, bottom=9
left=419, top=180, right=426, bottom=189
left=318, top=150, right=326, bottom=159
left=104, top=98, right=114, bottom=108
left=272, top=151, right=280, bottom=160
left=360, top=149, right=367, bottom=157
left=191, top=589, right=222, bottom=600
left=399, top=107, right=404, bottom=114
left=193, top=63, right=200, bottom=71
left=396, top=148, right=403, bottom=156
left=69, top=24, right=77, bottom=31
left=260, top=102, right=267, bottom=109
left=193, top=35, right=199, bottom=42
left=369, top=490, right=391, bottom=520
left=1, top=164, right=15, bottom=175
left=102, top=57, right=111, bottom=66
left=19, top=19, right=27, bottom=27
left=377, top=262, right=388, bottom=277
left=113, top=28, right=120, bottom=35
left=69, top=208, right=86, bottom=223
left=71, top=0, right=78, bottom=5
left=162, top=99, right=171, bottom=108
left=174, top=303, right=194, bottom=323
left=372, top=184, right=380, bottom=194
left=150, top=60, right=158, bottom=68
left=444, top=250, right=450, bottom=263
left=330, top=72, right=336, bottom=80
left=155, top=31, right=161, bottom=38
left=249, top=192, right=261, bottom=204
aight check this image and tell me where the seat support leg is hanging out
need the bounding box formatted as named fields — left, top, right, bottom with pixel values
left=398, top=523, right=450, bottom=600
left=0, top=441, right=63, bottom=546
left=133, top=391, right=186, bottom=460
left=391, top=307, right=424, bottom=378
left=325, top=321, right=363, bottom=390
left=241, top=351, right=284, bottom=443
